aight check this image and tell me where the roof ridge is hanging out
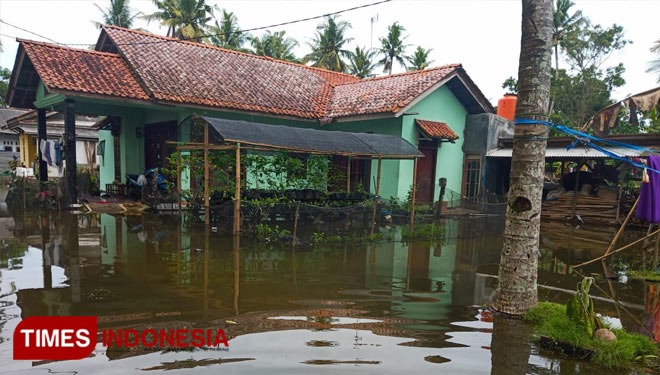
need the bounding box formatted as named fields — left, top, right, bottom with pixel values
left=100, top=24, right=358, bottom=85
left=335, top=64, right=461, bottom=86
left=17, top=38, right=122, bottom=58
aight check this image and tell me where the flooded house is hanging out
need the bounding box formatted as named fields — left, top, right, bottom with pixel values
left=6, top=25, right=494, bottom=206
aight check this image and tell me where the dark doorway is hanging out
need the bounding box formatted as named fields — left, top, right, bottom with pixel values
left=416, top=140, right=438, bottom=203
left=144, top=121, right=178, bottom=169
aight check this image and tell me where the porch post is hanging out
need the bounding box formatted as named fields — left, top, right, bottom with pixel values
left=410, top=157, right=418, bottom=229
left=233, top=143, right=241, bottom=235
left=37, top=108, right=48, bottom=183
left=204, top=121, right=210, bottom=225
left=346, top=157, right=351, bottom=192
left=64, top=99, right=77, bottom=206
left=376, top=158, right=382, bottom=195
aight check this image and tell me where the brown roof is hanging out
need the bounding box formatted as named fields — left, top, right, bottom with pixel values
left=415, top=119, right=459, bottom=141
left=8, top=26, right=492, bottom=120
left=19, top=39, right=149, bottom=101
left=327, top=66, right=461, bottom=118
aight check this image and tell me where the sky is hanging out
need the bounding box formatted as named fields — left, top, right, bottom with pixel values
left=0, top=0, right=658, bottom=106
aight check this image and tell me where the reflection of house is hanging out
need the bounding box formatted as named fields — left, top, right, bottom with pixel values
left=8, top=26, right=494, bottom=202
left=4, top=110, right=98, bottom=176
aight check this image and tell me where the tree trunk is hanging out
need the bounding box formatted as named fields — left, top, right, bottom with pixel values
left=495, top=0, right=553, bottom=315
left=554, top=43, right=559, bottom=80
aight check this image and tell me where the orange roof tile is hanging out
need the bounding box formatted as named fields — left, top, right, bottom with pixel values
left=20, top=39, right=149, bottom=101
left=415, top=119, right=459, bottom=140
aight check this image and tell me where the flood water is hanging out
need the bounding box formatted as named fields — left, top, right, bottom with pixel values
left=0, top=206, right=655, bottom=374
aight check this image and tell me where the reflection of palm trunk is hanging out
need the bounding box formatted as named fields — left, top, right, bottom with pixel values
left=490, top=314, right=532, bottom=375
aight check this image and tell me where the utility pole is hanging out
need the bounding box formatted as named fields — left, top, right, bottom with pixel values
left=370, top=13, right=379, bottom=50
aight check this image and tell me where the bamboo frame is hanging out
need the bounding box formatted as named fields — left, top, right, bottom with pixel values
left=204, top=122, right=210, bottom=225
left=233, top=142, right=241, bottom=235
left=346, top=157, right=351, bottom=192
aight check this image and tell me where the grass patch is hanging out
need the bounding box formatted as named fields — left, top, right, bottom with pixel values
left=627, top=269, right=660, bottom=281
left=401, top=223, right=445, bottom=243
left=524, top=302, right=657, bottom=368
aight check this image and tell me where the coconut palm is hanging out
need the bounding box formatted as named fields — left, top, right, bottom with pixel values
left=648, top=39, right=660, bottom=83
left=304, top=16, right=353, bottom=72
left=552, top=0, right=585, bottom=77
left=250, top=31, right=299, bottom=62
left=144, top=0, right=215, bottom=41
left=95, top=0, right=141, bottom=28
left=348, top=47, right=377, bottom=78
left=407, top=46, right=434, bottom=71
left=379, top=22, right=409, bottom=75
left=208, top=9, right=246, bottom=51
left=495, top=0, right=554, bottom=315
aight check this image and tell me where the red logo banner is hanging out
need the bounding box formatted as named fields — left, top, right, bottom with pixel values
left=13, top=316, right=97, bottom=360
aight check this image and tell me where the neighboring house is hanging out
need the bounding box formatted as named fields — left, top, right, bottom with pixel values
left=0, top=108, right=24, bottom=152
left=7, top=25, right=493, bottom=202
left=3, top=110, right=98, bottom=177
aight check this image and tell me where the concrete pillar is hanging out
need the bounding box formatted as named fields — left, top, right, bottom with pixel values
left=64, top=99, right=77, bottom=205
left=37, top=108, right=48, bottom=182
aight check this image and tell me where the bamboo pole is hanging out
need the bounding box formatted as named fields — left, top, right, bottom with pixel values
left=291, top=202, right=300, bottom=249
left=204, top=122, right=210, bottom=225
left=570, top=161, right=582, bottom=220
left=572, top=227, right=660, bottom=268
left=233, top=233, right=240, bottom=316
left=602, top=196, right=640, bottom=257
left=410, top=158, right=418, bottom=229
left=376, top=158, right=382, bottom=196
left=346, top=157, right=351, bottom=192
left=370, top=158, right=382, bottom=238
left=233, top=143, right=241, bottom=235
left=177, top=151, right=181, bottom=216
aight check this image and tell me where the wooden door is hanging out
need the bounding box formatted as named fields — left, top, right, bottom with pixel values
left=416, top=141, right=437, bottom=203
left=144, top=121, right=178, bottom=169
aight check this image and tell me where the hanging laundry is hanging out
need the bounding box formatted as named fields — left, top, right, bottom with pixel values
left=637, top=155, right=660, bottom=223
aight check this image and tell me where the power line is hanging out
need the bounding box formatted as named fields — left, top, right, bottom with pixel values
left=0, top=0, right=392, bottom=48
left=0, top=18, right=63, bottom=45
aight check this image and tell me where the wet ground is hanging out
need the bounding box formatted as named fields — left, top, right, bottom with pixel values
left=0, top=205, right=656, bottom=374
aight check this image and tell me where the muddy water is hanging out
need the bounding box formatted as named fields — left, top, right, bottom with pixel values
left=0, top=210, right=654, bottom=374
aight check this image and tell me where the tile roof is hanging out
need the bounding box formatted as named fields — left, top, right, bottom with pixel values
left=19, top=40, right=149, bottom=101
left=100, top=25, right=357, bottom=119
left=11, top=26, right=489, bottom=121
left=415, top=119, right=459, bottom=140
left=326, top=66, right=461, bottom=119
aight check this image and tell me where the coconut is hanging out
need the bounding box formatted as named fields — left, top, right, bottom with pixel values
left=593, top=328, right=617, bottom=343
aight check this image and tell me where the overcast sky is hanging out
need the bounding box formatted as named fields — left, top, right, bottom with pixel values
left=1, top=0, right=658, bottom=106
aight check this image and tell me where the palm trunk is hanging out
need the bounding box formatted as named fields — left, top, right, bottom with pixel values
left=554, top=43, right=559, bottom=80
left=495, top=0, right=553, bottom=315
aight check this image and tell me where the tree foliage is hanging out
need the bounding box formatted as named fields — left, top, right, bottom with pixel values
left=552, top=0, right=585, bottom=75
left=144, top=0, right=215, bottom=40
left=0, top=68, right=10, bottom=107
left=379, top=22, right=408, bottom=75
left=304, top=16, right=353, bottom=72
left=348, top=47, right=377, bottom=78
left=406, top=46, right=433, bottom=71
left=250, top=31, right=299, bottom=62
left=95, top=0, right=141, bottom=28
left=208, top=9, right=246, bottom=51
left=648, top=38, right=660, bottom=83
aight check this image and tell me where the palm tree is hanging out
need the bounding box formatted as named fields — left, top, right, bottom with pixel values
left=552, top=0, right=585, bottom=77
left=249, top=31, right=299, bottom=62
left=495, top=0, right=553, bottom=315
left=144, top=0, right=215, bottom=41
left=95, top=0, right=141, bottom=28
left=304, top=16, right=353, bottom=72
left=648, top=39, right=660, bottom=83
left=379, top=22, right=409, bottom=75
left=208, top=9, right=246, bottom=51
left=348, top=47, right=377, bottom=78
left=406, top=46, right=434, bottom=71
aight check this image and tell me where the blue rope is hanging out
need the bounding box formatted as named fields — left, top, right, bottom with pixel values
left=514, top=118, right=660, bottom=174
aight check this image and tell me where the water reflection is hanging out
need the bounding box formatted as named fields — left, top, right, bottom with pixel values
left=0, top=211, right=654, bottom=374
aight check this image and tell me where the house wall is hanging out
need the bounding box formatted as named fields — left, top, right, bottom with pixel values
left=98, top=130, right=115, bottom=189
left=0, top=133, right=19, bottom=152
left=403, top=85, right=469, bottom=199
left=18, top=133, right=36, bottom=168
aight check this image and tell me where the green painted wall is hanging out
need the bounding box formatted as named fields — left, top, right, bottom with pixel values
left=403, top=86, right=468, bottom=199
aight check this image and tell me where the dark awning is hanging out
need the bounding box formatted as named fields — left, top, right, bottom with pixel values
left=199, top=116, right=423, bottom=159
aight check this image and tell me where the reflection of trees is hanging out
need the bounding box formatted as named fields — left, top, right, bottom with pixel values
left=490, top=314, right=532, bottom=375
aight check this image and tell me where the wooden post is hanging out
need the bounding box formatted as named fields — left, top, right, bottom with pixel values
left=370, top=158, right=382, bottom=238
left=204, top=122, right=209, bottom=225
left=233, top=143, right=241, bottom=235
left=64, top=99, right=77, bottom=206
left=203, top=225, right=209, bottom=320
left=410, top=158, right=418, bottom=229
left=376, top=158, right=382, bottom=195
left=603, top=196, right=640, bottom=257
left=37, top=108, right=48, bottom=183
left=177, top=151, right=181, bottom=216
left=233, top=233, right=240, bottom=315
left=346, top=157, right=351, bottom=192
left=291, top=202, right=300, bottom=249
left=570, top=160, right=582, bottom=220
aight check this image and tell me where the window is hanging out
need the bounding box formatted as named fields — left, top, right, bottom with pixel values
left=462, top=155, right=481, bottom=198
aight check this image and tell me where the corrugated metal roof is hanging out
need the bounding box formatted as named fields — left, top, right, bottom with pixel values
left=486, top=146, right=644, bottom=159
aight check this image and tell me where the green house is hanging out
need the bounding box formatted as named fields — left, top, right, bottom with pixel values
left=7, top=25, right=493, bottom=204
